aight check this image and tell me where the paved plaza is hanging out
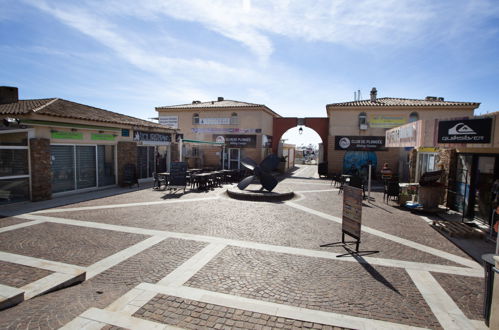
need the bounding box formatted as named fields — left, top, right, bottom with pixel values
left=0, top=165, right=489, bottom=329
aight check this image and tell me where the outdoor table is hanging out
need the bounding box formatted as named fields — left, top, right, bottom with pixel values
left=191, top=172, right=214, bottom=190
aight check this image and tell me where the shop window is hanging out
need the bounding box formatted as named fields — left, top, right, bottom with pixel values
left=193, top=113, right=199, bottom=124
left=230, top=112, right=238, bottom=125
left=137, top=146, right=155, bottom=179
left=359, top=112, right=368, bottom=130
left=409, top=112, right=419, bottom=122
left=0, top=131, right=30, bottom=204
left=51, top=145, right=76, bottom=193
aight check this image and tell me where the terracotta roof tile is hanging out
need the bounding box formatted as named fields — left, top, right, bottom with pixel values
left=0, top=98, right=171, bottom=130
left=327, top=97, right=480, bottom=108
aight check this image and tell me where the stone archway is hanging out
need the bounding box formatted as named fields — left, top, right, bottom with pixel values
left=272, top=117, right=329, bottom=161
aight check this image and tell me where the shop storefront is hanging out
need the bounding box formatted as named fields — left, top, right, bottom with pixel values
left=0, top=129, right=32, bottom=204
left=0, top=87, right=176, bottom=203
left=133, top=130, right=172, bottom=179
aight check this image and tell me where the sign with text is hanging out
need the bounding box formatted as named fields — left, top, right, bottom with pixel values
left=438, top=118, right=492, bottom=144
left=342, top=186, right=363, bottom=239
left=369, top=115, right=406, bottom=128
left=193, top=127, right=262, bottom=134
left=51, top=131, right=83, bottom=140
left=335, top=136, right=386, bottom=151
left=159, top=115, right=179, bottom=129
left=134, top=130, right=172, bottom=144
left=169, top=162, right=187, bottom=187
left=91, top=133, right=115, bottom=141
left=212, top=134, right=257, bottom=147
left=199, top=117, right=230, bottom=125
left=385, top=121, right=419, bottom=147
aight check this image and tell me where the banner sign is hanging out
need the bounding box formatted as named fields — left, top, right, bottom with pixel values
left=193, top=127, right=262, bottom=134
left=199, top=117, right=230, bottom=125
left=169, top=161, right=187, bottom=187
left=91, top=133, right=115, bottom=141
left=369, top=115, right=406, bottom=128
left=438, top=118, right=492, bottom=144
left=159, top=115, right=178, bottom=129
left=335, top=136, right=386, bottom=151
left=51, top=131, right=83, bottom=140
left=134, top=130, right=172, bottom=143
left=342, top=186, right=363, bottom=239
left=212, top=134, right=257, bottom=147
left=385, top=121, right=419, bottom=147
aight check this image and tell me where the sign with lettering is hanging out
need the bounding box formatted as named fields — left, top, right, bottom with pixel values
left=437, top=118, right=492, bottom=144
left=199, top=117, right=230, bottom=125
left=134, top=130, right=172, bottom=144
left=335, top=136, right=386, bottom=151
left=193, top=127, right=262, bottom=134
left=159, top=115, right=179, bottom=129
left=342, top=186, right=363, bottom=239
left=169, top=162, right=187, bottom=188
left=369, top=115, right=406, bottom=128
left=212, top=134, right=257, bottom=147
left=51, top=131, right=83, bottom=140
left=91, top=133, right=115, bottom=141
left=385, top=121, right=419, bottom=147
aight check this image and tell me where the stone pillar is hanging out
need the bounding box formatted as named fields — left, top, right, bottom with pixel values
left=489, top=256, right=499, bottom=328
left=29, top=138, right=52, bottom=201
left=117, top=141, right=137, bottom=187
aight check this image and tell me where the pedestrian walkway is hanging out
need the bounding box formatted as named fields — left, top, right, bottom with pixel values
left=0, top=165, right=490, bottom=329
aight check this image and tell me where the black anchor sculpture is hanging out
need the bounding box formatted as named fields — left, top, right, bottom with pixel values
left=237, top=154, right=280, bottom=192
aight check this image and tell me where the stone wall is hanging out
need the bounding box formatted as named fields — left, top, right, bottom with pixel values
left=117, top=141, right=137, bottom=187
left=29, top=138, right=52, bottom=201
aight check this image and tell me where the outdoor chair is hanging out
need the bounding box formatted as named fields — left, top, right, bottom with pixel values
left=385, top=181, right=400, bottom=203
left=152, top=172, right=167, bottom=190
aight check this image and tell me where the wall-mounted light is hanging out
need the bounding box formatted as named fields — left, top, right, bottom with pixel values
left=99, top=130, right=104, bottom=134
left=71, top=128, right=77, bottom=132
left=298, top=127, right=303, bottom=135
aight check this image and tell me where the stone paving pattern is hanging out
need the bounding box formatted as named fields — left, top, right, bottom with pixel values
left=0, top=222, right=148, bottom=267
left=432, top=272, right=484, bottom=320
left=0, top=216, right=31, bottom=228
left=44, top=199, right=463, bottom=266
left=185, top=246, right=442, bottom=329
left=0, top=238, right=206, bottom=329
left=294, top=190, right=471, bottom=259
left=135, top=294, right=350, bottom=330
left=0, top=260, right=53, bottom=288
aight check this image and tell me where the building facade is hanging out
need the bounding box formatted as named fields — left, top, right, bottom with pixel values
left=326, top=88, right=480, bottom=180
left=156, top=97, right=280, bottom=169
left=0, top=86, right=176, bottom=204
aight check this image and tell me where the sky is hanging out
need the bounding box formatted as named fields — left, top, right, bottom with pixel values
left=1, top=0, right=499, bottom=147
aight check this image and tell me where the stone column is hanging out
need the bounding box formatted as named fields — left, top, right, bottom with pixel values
left=438, top=148, right=457, bottom=208
left=29, top=138, right=52, bottom=201
left=117, top=141, right=137, bottom=187
left=408, top=149, right=417, bottom=183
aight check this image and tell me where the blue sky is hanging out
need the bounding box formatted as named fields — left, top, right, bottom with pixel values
left=1, top=0, right=499, bottom=146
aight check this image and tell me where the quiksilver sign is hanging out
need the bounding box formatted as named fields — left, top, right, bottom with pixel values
left=438, top=118, right=492, bottom=144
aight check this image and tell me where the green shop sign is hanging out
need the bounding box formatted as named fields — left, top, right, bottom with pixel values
left=51, top=131, right=83, bottom=140
left=91, top=133, right=115, bottom=141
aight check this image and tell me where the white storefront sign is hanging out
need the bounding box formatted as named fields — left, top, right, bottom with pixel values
left=199, top=117, right=230, bottom=125
left=159, top=116, right=179, bottom=129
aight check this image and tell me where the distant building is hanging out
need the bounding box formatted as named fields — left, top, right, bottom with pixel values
left=155, top=97, right=280, bottom=169
left=0, top=86, right=176, bottom=204
left=326, top=88, right=480, bottom=180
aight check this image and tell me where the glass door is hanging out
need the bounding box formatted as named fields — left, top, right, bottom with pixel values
left=228, top=148, right=240, bottom=169
left=473, top=156, right=496, bottom=225
left=51, top=145, right=76, bottom=193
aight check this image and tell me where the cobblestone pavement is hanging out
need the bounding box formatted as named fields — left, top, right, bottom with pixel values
left=0, top=261, right=52, bottom=288
left=135, top=294, right=349, bottom=330
left=0, top=216, right=32, bottom=228
left=0, top=165, right=486, bottom=329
